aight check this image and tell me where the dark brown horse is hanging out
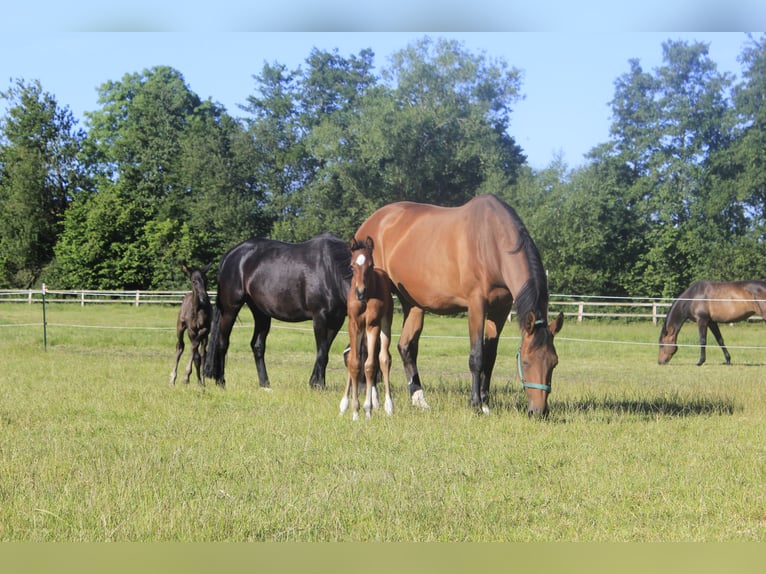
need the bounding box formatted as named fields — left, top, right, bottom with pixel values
left=340, top=237, right=394, bottom=420
left=355, top=194, right=564, bottom=417
left=170, top=263, right=212, bottom=386
left=658, top=280, right=766, bottom=365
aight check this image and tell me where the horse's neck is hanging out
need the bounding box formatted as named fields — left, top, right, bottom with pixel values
left=665, top=304, right=686, bottom=336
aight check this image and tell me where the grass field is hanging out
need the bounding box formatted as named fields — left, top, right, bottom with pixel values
left=1, top=303, right=765, bottom=541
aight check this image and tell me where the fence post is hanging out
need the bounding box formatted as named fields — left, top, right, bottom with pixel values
left=652, top=303, right=658, bottom=326
left=135, top=290, right=140, bottom=307
left=81, top=291, right=85, bottom=307
left=578, top=302, right=584, bottom=322
left=28, top=289, right=33, bottom=304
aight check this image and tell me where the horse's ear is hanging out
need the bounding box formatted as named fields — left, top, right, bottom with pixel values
left=523, top=311, right=537, bottom=334
left=365, top=236, right=374, bottom=251
left=549, top=311, right=564, bottom=336
left=181, top=262, right=190, bottom=276
left=349, top=236, right=358, bottom=250
left=201, top=262, right=212, bottom=274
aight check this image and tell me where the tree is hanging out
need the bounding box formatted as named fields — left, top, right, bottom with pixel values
left=56, top=66, right=267, bottom=289
left=599, top=40, right=734, bottom=296
left=0, top=79, right=87, bottom=287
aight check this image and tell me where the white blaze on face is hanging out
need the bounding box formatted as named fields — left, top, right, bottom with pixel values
left=355, top=253, right=367, bottom=266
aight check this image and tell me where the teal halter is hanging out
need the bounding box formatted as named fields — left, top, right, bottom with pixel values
left=516, top=319, right=552, bottom=393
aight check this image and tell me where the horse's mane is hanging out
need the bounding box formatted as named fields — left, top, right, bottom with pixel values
left=314, top=232, right=353, bottom=301
left=490, top=196, right=549, bottom=332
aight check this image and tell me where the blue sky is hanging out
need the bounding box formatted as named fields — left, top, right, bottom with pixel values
left=1, top=5, right=763, bottom=169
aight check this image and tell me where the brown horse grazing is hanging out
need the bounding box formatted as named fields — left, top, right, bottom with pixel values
left=170, top=263, right=212, bottom=386
left=340, top=237, right=394, bottom=420
left=355, top=194, right=564, bottom=417
left=658, top=280, right=766, bottom=366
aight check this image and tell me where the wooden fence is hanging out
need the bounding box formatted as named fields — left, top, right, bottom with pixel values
left=1, top=289, right=680, bottom=324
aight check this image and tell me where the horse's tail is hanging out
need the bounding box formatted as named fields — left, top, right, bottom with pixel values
left=204, top=303, right=224, bottom=382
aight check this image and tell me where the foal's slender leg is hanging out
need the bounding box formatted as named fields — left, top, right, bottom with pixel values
left=398, top=304, right=428, bottom=409
left=341, top=316, right=361, bottom=417
left=707, top=320, right=731, bottom=365
left=198, top=335, right=208, bottom=386
left=347, top=323, right=364, bottom=420
left=363, top=324, right=381, bottom=418
left=190, top=338, right=202, bottom=385
left=170, top=325, right=185, bottom=385
left=184, top=339, right=196, bottom=384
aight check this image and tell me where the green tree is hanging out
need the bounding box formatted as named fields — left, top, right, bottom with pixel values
left=599, top=40, right=734, bottom=296
left=0, top=79, right=87, bottom=288
left=57, top=67, right=266, bottom=289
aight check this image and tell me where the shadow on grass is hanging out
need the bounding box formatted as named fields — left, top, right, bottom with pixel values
left=484, top=389, right=737, bottom=419
left=557, top=395, right=736, bottom=417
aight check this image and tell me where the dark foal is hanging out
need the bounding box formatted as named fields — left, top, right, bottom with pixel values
left=170, top=263, right=212, bottom=386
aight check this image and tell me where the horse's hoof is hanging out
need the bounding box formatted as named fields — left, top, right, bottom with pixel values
left=411, top=389, right=430, bottom=410
left=261, top=387, right=272, bottom=393
left=481, top=404, right=490, bottom=415
left=384, top=398, right=394, bottom=416
left=352, top=412, right=359, bottom=421
left=339, top=396, right=349, bottom=414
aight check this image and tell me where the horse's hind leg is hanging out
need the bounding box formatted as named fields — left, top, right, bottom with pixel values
left=707, top=320, right=731, bottom=365
left=696, top=319, right=708, bottom=366
left=249, top=311, right=272, bottom=388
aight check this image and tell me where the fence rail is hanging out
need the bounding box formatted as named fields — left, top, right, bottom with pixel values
left=0, top=289, right=193, bottom=306
left=0, top=288, right=681, bottom=324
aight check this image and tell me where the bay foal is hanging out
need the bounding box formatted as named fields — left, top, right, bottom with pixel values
left=170, top=263, right=212, bottom=386
left=340, top=237, right=394, bottom=420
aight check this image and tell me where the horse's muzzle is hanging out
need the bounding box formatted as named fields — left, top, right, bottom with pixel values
left=355, top=287, right=367, bottom=302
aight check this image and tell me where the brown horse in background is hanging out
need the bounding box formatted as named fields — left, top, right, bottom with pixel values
left=170, top=263, right=212, bottom=386
left=658, top=280, right=766, bottom=365
left=355, top=194, right=563, bottom=417
left=339, top=237, right=394, bottom=420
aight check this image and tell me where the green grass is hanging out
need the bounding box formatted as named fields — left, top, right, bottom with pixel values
left=1, top=304, right=765, bottom=541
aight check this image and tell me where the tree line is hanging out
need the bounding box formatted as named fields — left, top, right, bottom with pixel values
left=2, top=34, right=766, bottom=298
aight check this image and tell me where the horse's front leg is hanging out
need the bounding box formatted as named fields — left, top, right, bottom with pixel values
left=467, top=301, right=487, bottom=413
left=697, top=318, right=709, bottom=366
left=707, top=320, right=731, bottom=365
left=398, top=305, right=428, bottom=409
left=310, top=314, right=342, bottom=389
left=481, top=307, right=508, bottom=406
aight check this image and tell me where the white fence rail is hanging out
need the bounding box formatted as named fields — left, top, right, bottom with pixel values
left=1, top=289, right=681, bottom=324
left=0, top=289, right=194, bottom=306
left=4, top=289, right=766, bottom=326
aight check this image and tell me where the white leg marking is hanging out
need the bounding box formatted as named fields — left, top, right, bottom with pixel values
left=411, top=389, right=430, bottom=410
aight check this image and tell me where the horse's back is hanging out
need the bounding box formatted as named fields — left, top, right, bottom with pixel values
left=216, top=234, right=350, bottom=321
left=356, top=195, right=528, bottom=312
